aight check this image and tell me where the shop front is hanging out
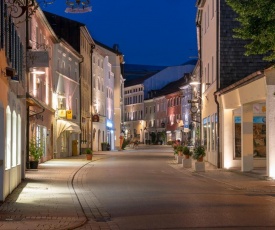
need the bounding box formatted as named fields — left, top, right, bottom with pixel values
left=218, top=70, right=275, bottom=176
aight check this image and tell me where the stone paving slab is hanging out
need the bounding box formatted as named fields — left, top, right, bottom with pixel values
left=1, top=149, right=274, bottom=230
left=0, top=154, right=107, bottom=230
left=169, top=158, right=275, bottom=194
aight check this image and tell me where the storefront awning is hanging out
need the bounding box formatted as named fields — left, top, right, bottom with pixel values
left=57, top=120, right=81, bottom=138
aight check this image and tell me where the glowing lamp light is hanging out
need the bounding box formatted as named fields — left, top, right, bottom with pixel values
left=189, top=80, right=201, bottom=85
left=224, top=161, right=232, bottom=169
left=269, top=167, right=275, bottom=179
left=30, top=69, right=45, bottom=74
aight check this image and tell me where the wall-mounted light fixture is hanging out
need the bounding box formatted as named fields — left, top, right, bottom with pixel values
left=30, top=68, right=45, bottom=75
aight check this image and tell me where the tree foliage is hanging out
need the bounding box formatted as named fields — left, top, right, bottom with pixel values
left=226, top=0, right=275, bottom=61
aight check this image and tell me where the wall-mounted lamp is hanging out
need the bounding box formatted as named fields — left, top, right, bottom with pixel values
left=1, top=67, right=19, bottom=82
left=30, top=68, right=45, bottom=74
left=190, top=80, right=201, bottom=86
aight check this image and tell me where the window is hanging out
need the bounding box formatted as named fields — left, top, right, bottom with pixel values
left=212, top=0, right=215, bottom=19
left=12, top=111, right=17, bottom=167
left=0, top=1, right=4, bottom=48
left=17, top=114, right=21, bottom=165
left=212, top=56, right=215, bottom=82
left=207, top=63, right=210, bottom=85
left=6, top=107, right=11, bottom=169
left=211, top=114, right=215, bottom=151
left=207, top=4, right=209, bottom=28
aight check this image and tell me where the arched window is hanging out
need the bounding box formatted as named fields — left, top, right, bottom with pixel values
left=17, top=114, right=21, bottom=165
left=6, top=107, right=11, bottom=169
left=12, top=111, right=17, bottom=167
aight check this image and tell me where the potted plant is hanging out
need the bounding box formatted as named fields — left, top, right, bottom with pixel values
left=176, top=145, right=185, bottom=163
left=192, top=145, right=206, bottom=162
left=177, top=145, right=184, bottom=156
left=85, top=148, right=93, bottom=160
left=29, top=138, right=44, bottom=169
left=183, top=146, right=192, bottom=159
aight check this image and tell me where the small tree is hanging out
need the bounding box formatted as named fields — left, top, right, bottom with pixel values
left=226, top=0, right=275, bottom=62
left=29, top=138, right=44, bottom=161
left=150, top=132, right=157, bottom=144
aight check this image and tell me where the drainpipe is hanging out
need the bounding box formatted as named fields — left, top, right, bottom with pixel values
left=78, top=56, right=84, bottom=155
left=214, top=0, right=221, bottom=168
left=90, top=44, right=95, bottom=151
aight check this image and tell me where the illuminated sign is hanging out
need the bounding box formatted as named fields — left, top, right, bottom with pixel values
left=58, top=110, right=66, bottom=118
left=66, top=110, right=72, bottom=120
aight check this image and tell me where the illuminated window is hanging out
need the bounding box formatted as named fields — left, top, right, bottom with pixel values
left=12, top=111, right=16, bottom=167
left=17, top=115, right=21, bottom=165
left=6, top=107, right=11, bottom=169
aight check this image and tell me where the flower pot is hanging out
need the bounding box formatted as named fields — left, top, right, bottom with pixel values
left=86, top=154, right=93, bottom=160
left=178, top=151, right=183, bottom=156
left=101, top=143, right=108, bottom=151
left=184, top=155, right=190, bottom=159
left=197, top=156, right=203, bottom=162
left=177, top=155, right=183, bottom=164
left=183, top=158, right=192, bottom=168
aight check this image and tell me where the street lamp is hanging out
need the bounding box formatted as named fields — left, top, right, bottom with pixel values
left=189, top=75, right=201, bottom=147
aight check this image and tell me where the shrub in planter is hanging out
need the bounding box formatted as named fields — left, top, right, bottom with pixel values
left=192, top=145, right=206, bottom=162
left=101, top=142, right=108, bottom=151
left=183, top=146, right=192, bottom=158
left=85, top=148, right=93, bottom=160
left=29, top=138, right=44, bottom=169
left=177, top=145, right=184, bottom=156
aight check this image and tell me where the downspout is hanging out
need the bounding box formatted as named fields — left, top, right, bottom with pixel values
left=196, top=6, right=202, bottom=146
left=79, top=56, right=84, bottom=155
left=90, top=44, right=95, bottom=151
left=214, top=0, right=221, bottom=168
left=198, top=26, right=202, bottom=145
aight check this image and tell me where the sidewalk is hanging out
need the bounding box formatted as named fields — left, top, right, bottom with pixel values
left=0, top=153, right=108, bottom=230
left=170, top=156, right=275, bottom=194
left=0, top=149, right=275, bottom=230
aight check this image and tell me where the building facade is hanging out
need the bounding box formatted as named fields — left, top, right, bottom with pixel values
left=196, top=0, right=269, bottom=167
left=0, top=1, right=26, bottom=201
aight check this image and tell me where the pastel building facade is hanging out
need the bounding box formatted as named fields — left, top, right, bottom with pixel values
left=196, top=0, right=270, bottom=169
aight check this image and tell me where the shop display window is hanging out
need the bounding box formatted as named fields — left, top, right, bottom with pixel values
left=234, top=116, right=266, bottom=158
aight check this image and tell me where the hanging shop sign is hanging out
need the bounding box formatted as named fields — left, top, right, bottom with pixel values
left=27, top=51, right=49, bottom=67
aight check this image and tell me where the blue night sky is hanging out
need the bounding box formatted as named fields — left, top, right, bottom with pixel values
left=42, top=0, right=198, bottom=66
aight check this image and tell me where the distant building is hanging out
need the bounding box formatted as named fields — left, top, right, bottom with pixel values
left=124, top=63, right=195, bottom=143
left=94, top=41, right=124, bottom=150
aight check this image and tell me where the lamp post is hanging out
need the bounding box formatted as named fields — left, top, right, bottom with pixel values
left=189, top=76, right=201, bottom=147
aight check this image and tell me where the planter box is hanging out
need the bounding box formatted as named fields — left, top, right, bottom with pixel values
left=30, top=161, right=39, bottom=169
left=101, top=143, right=108, bottom=151
left=177, top=155, right=183, bottom=164
left=194, top=162, right=205, bottom=172
left=182, top=158, right=192, bottom=168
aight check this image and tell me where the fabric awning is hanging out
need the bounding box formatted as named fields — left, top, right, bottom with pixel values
left=57, top=120, right=81, bottom=138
